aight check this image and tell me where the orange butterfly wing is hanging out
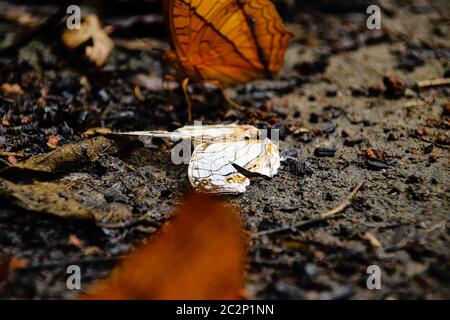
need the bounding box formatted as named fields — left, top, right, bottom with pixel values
left=164, top=0, right=293, bottom=86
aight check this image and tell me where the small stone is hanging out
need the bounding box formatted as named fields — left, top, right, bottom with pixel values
left=309, top=113, right=320, bottom=123
left=344, top=139, right=363, bottom=147
left=325, top=89, right=338, bottom=97
left=366, top=159, right=389, bottom=170
left=351, top=86, right=367, bottom=97
left=322, top=122, right=336, bottom=134
left=423, top=145, right=433, bottom=154
left=314, top=147, right=337, bottom=158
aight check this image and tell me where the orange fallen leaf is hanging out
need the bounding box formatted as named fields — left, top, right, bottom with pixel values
left=84, top=193, right=245, bottom=300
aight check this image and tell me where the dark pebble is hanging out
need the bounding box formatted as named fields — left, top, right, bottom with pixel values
left=281, top=148, right=298, bottom=158
left=326, top=89, right=338, bottom=97
left=273, top=281, right=303, bottom=300
left=263, top=204, right=273, bottom=213
left=351, top=86, right=367, bottom=97
left=387, top=133, right=398, bottom=141
left=423, top=145, right=434, bottom=154
left=366, top=159, right=389, bottom=170
left=314, top=147, right=336, bottom=157
left=322, top=122, right=336, bottom=134
left=324, top=106, right=345, bottom=118
left=344, top=139, right=363, bottom=147
left=325, top=192, right=334, bottom=201
left=309, top=113, right=320, bottom=123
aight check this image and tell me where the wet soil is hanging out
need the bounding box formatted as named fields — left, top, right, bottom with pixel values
left=0, top=0, right=449, bottom=299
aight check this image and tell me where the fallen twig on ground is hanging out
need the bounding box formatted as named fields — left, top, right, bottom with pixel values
left=416, top=78, right=450, bottom=89
left=256, top=178, right=366, bottom=237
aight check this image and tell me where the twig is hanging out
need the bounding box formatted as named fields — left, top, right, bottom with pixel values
left=256, top=178, right=366, bottom=237
left=0, top=97, right=15, bottom=104
left=415, top=136, right=450, bottom=150
left=320, top=178, right=365, bottom=218
left=416, top=78, right=450, bottom=89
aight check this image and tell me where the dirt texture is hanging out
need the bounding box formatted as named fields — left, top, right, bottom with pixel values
left=0, top=0, right=449, bottom=299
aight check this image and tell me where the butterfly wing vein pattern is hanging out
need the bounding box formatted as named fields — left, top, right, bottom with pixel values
left=189, top=138, right=281, bottom=194
left=116, top=124, right=281, bottom=194
left=164, top=0, right=293, bottom=86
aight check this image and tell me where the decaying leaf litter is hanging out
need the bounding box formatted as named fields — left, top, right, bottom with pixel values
left=0, top=0, right=449, bottom=299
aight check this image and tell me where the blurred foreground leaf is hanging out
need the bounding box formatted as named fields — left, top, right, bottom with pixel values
left=84, top=193, right=246, bottom=299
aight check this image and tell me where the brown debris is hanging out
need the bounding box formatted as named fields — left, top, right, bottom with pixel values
left=0, top=83, right=24, bottom=96
left=383, top=74, right=406, bottom=98
left=62, top=14, right=114, bottom=67
left=363, top=232, right=382, bottom=249
left=46, top=134, right=62, bottom=149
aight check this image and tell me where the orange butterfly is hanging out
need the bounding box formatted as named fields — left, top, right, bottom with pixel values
left=163, top=0, right=293, bottom=121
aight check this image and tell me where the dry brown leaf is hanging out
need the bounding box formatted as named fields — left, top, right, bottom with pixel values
left=0, top=136, right=125, bottom=175
left=1, top=83, right=24, bottom=96
left=84, top=193, right=246, bottom=300
left=62, top=14, right=114, bottom=67
left=0, top=178, right=95, bottom=220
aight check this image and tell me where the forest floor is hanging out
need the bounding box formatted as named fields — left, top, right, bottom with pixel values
left=0, top=0, right=449, bottom=299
